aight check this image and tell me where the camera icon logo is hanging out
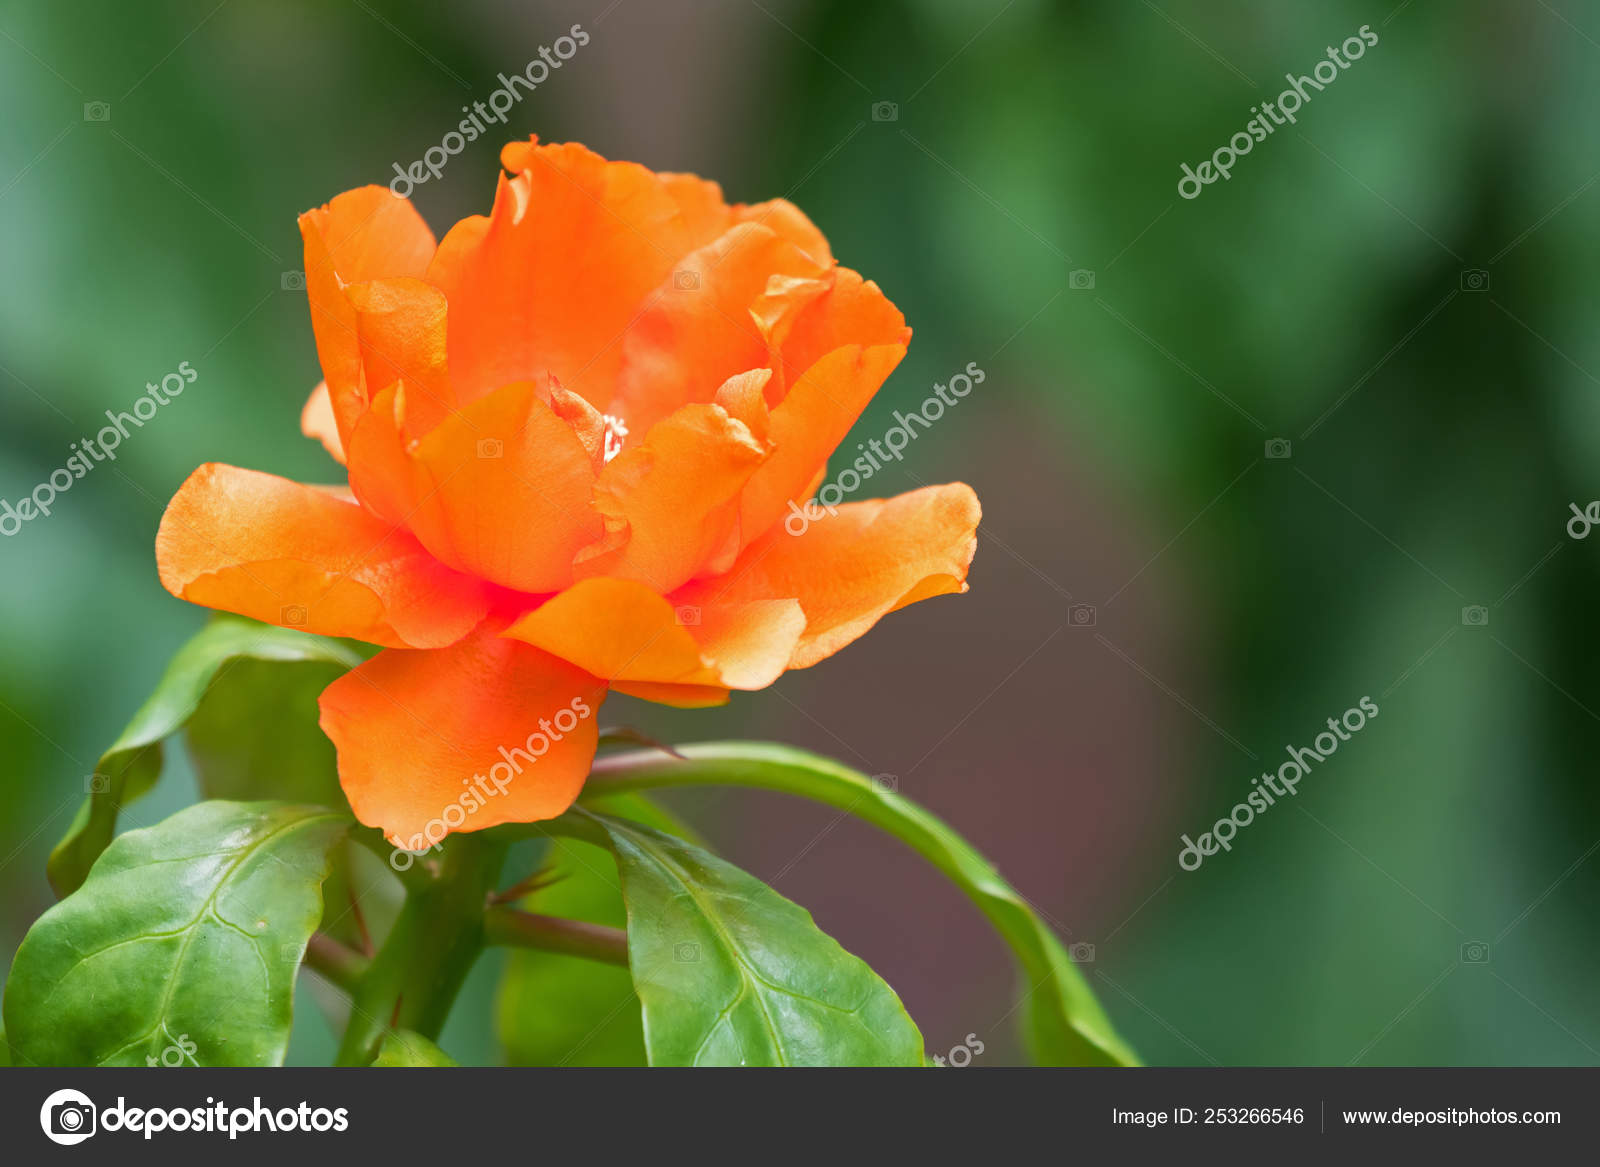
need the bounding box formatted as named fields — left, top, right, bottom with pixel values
left=672, top=270, right=701, bottom=291
left=1068, top=269, right=1096, bottom=290
left=1264, top=438, right=1292, bottom=459
left=1459, top=268, right=1490, bottom=292
left=871, top=100, right=899, bottom=122
left=477, top=438, right=504, bottom=459
left=85, top=774, right=110, bottom=794
left=870, top=772, right=899, bottom=794
left=280, top=270, right=307, bottom=292
left=1461, top=605, right=1489, bottom=627
left=281, top=604, right=308, bottom=627
left=1067, top=942, right=1095, bottom=963
left=1068, top=603, right=1097, bottom=628
left=674, top=605, right=701, bottom=626
left=82, top=101, right=111, bottom=122
left=674, top=941, right=701, bottom=963
left=1460, top=941, right=1490, bottom=964
left=40, top=1088, right=97, bottom=1145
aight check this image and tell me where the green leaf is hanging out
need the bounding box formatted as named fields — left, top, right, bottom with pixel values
left=372, top=1030, right=457, bottom=1066
left=6, top=801, right=348, bottom=1067
left=495, top=793, right=696, bottom=1067
left=564, top=809, right=924, bottom=1067
left=48, top=616, right=361, bottom=897
left=186, top=656, right=348, bottom=807
left=581, top=742, right=1138, bottom=1067
left=185, top=650, right=379, bottom=951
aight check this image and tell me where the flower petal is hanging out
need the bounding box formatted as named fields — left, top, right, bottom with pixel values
left=443, top=140, right=734, bottom=409
left=610, top=680, right=731, bottom=708
left=736, top=340, right=908, bottom=546
left=318, top=629, right=606, bottom=842
left=346, top=380, right=602, bottom=594
left=576, top=403, right=767, bottom=592
left=677, top=483, right=980, bottom=668
left=343, top=278, right=455, bottom=440
left=733, top=199, right=833, bottom=268
left=610, top=221, right=829, bottom=435
left=156, top=463, right=490, bottom=648
left=301, top=381, right=345, bottom=465
left=299, top=187, right=437, bottom=443
left=769, top=266, right=910, bottom=392
left=503, top=577, right=804, bottom=691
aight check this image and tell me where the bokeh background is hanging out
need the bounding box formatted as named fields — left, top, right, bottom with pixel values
left=4, top=0, right=1600, bottom=1066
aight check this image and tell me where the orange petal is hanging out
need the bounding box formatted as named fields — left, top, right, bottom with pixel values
left=678, top=483, right=980, bottom=668
left=770, top=266, right=910, bottom=390
left=503, top=577, right=803, bottom=691
left=444, top=141, right=734, bottom=409
left=344, top=278, right=454, bottom=439
left=318, top=629, right=607, bottom=842
left=346, top=380, right=602, bottom=594
left=660, top=171, right=738, bottom=242
left=156, top=463, right=490, bottom=648
left=737, top=341, right=908, bottom=546
left=611, top=680, right=731, bottom=708
left=299, top=187, right=437, bottom=443
left=712, top=368, right=773, bottom=444
left=611, top=222, right=829, bottom=435
left=301, top=381, right=346, bottom=465
left=576, top=404, right=767, bottom=592
left=733, top=199, right=833, bottom=268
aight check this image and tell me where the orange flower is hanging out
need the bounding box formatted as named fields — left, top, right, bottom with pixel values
left=157, top=138, right=980, bottom=845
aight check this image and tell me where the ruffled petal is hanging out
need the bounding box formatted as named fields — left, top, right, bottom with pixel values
left=575, top=403, right=766, bottom=592
left=301, top=381, right=345, bottom=465
left=503, top=577, right=803, bottom=692
left=733, top=199, right=833, bottom=268
left=298, top=187, right=437, bottom=444
left=442, top=139, right=735, bottom=409
left=346, top=380, right=602, bottom=594
left=736, top=340, right=908, bottom=546
left=156, top=463, right=490, bottom=648
left=343, top=278, right=454, bottom=440
left=318, top=628, right=607, bottom=842
left=610, top=222, right=829, bottom=435
left=610, top=680, right=731, bottom=708
left=677, top=483, right=980, bottom=668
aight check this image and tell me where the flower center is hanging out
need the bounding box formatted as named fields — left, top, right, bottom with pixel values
left=601, top=414, right=629, bottom=464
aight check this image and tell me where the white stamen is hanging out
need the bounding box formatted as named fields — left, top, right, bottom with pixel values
left=602, top=414, right=629, bottom=464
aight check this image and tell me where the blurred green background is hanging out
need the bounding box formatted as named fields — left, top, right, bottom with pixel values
left=4, top=0, right=1600, bottom=1065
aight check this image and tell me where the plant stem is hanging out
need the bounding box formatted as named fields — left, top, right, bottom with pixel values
left=304, top=932, right=369, bottom=991
left=334, top=832, right=505, bottom=1066
left=483, top=906, right=629, bottom=967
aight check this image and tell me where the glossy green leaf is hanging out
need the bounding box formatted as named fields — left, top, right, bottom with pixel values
left=495, top=793, right=696, bottom=1067
left=373, top=1030, right=457, bottom=1066
left=563, top=809, right=925, bottom=1067
left=48, top=616, right=361, bottom=896
left=186, top=656, right=348, bottom=807
left=7, top=801, right=348, bottom=1067
left=582, top=742, right=1138, bottom=1067
left=186, top=651, right=380, bottom=951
